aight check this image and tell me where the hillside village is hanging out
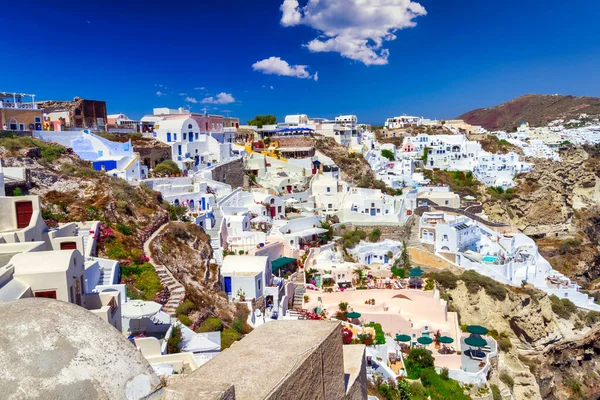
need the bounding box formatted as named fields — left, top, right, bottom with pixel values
left=2, top=91, right=600, bottom=400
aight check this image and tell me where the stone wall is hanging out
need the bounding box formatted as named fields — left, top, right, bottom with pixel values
left=211, top=158, right=244, bottom=188
left=267, top=325, right=346, bottom=400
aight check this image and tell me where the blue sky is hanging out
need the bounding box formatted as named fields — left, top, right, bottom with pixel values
left=2, top=0, right=600, bottom=124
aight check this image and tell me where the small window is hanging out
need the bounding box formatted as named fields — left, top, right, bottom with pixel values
left=327, top=187, right=331, bottom=192
left=183, top=133, right=187, bottom=140
left=173, top=134, right=177, bottom=141
left=258, top=280, right=262, bottom=290
left=188, top=124, right=192, bottom=129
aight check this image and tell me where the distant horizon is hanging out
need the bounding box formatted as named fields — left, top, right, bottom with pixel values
left=3, top=0, right=599, bottom=125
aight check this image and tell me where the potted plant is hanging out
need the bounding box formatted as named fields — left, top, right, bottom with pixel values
left=237, top=288, right=246, bottom=302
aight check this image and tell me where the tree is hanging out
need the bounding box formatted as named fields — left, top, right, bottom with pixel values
left=401, top=241, right=411, bottom=269
left=354, top=266, right=367, bottom=287
left=248, top=114, right=277, bottom=128
left=381, top=149, right=395, bottom=161
left=154, top=160, right=180, bottom=176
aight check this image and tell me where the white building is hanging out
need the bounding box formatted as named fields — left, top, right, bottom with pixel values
left=270, top=216, right=328, bottom=250
left=338, top=187, right=405, bottom=224
left=107, top=113, right=139, bottom=132
left=401, top=134, right=531, bottom=189
left=418, top=211, right=600, bottom=311
left=34, top=130, right=147, bottom=182
left=350, top=239, right=403, bottom=266
left=0, top=195, right=125, bottom=330
left=221, top=255, right=271, bottom=301
left=150, top=118, right=233, bottom=172
left=385, top=116, right=423, bottom=130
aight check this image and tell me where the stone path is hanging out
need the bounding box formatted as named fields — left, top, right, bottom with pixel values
left=143, top=223, right=186, bottom=316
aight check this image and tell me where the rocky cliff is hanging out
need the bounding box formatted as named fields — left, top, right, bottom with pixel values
left=442, top=279, right=600, bottom=400
left=457, top=94, right=600, bottom=131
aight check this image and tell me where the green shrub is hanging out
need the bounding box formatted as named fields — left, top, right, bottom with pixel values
left=381, top=149, right=395, bottom=161
left=491, top=384, right=502, bottom=400
left=410, top=381, right=426, bottom=399
left=585, top=311, right=600, bottom=326
left=74, top=167, right=98, bottom=177
left=424, top=278, right=435, bottom=291
left=559, top=238, right=582, bottom=255
left=495, top=333, right=512, bottom=352
left=12, top=187, right=24, bottom=196
left=175, top=299, right=196, bottom=316
left=440, top=367, right=449, bottom=380
left=405, top=348, right=434, bottom=378
left=221, top=328, right=242, bottom=350
left=461, top=270, right=507, bottom=301
left=368, top=228, right=382, bottom=243
left=178, top=314, right=193, bottom=326
left=430, top=271, right=459, bottom=290
left=238, top=249, right=245, bottom=255
left=499, top=371, right=514, bottom=390
left=169, top=204, right=190, bottom=222
left=116, top=223, right=133, bottom=235
left=391, top=266, right=406, bottom=278
left=167, top=325, right=182, bottom=354
left=232, top=317, right=251, bottom=334
left=364, top=322, right=386, bottom=345
left=549, top=295, right=577, bottom=319
left=564, top=377, right=583, bottom=396
left=197, top=317, right=223, bottom=332
left=342, top=229, right=367, bottom=249
left=154, top=160, right=180, bottom=176
left=106, top=243, right=129, bottom=260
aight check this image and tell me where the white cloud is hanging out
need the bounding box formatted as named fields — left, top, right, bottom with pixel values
left=185, top=97, right=198, bottom=104
left=201, top=92, right=236, bottom=104
left=194, top=87, right=206, bottom=90
left=252, top=56, right=317, bottom=80
left=280, top=0, right=426, bottom=66
left=270, top=85, right=274, bottom=89
left=179, top=92, right=187, bottom=96
left=313, top=71, right=318, bottom=81
left=156, top=91, right=164, bottom=97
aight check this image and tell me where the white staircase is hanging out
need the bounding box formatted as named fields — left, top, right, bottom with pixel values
left=206, top=208, right=224, bottom=266
left=293, top=284, right=306, bottom=309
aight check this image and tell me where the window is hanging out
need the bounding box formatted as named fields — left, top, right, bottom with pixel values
left=443, top=234, right=448, bottom=240
left=371, top=203, right=375, bottom=207
left=328, top=204, right=333, bottom=209
left=188, top=124, right=192, bottom=129
left=257, top=279, right=262, bottom=291
left=195, top=132, right=199, bottom=140
left=278, top=206, right=282, bottom=212
left=445, top=200, right=449, bottom=205
left=183, top=133, right=187, bottom=140
left=326, top=187, right=331, bottom=193
left=173, top=134, right=177, bottom=141
left=178, top=145, right=182, bottom=156
left=35, top=290, right=57, bottom=299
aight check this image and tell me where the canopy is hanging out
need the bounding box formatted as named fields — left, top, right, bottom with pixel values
left=271, top=257, right=296, bottom=270
left=408, top=267, right=424, bottom=277
left=121, top=300, right=162, bottom=319
left=466, top=325, right=489, bottom=335
left=463, top=195, right=476, bottom=201
left=395, top=334, right=412, bottom=342
left=417, top=336, right=433, bottom=345
left=346, top=312, right=361, bottom=319
left=438, top=336, right=454, bottom=344
left=251, top=215, right=270, bottom=223
left=321, top=273, right=333, bottom=279
left=465, top=336, right=488, bottom=348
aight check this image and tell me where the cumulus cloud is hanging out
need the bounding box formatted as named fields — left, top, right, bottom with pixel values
left=179, top=92, right=187, bottom=96
left=156, top=91, right=164, bottom=97
left=252, top=56, right=317, bottom=80
left=280, top=0, right=426, bottom=66
left=201, top=93, right=236, bottom=104
left=185, top=97, right=198, bottom=103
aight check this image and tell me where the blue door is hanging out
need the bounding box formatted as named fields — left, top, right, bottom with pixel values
left=167, top=132, right=171, bottom=142
left=370, top=208, right=376, bottom=216
left=201, top=197, right=206, bottom=210
left=224, top=277, right=232, bottom=294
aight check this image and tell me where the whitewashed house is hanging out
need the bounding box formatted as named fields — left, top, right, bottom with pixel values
left=151, top=118, right=233, bottom=172
left=221, top=256, right=271, bottom=301
left=418, top=212, right=479, bottom=253
left=270, top=216, right=328, bottom=250
left=350, top=240, right=403, bottom=266
left=34, top=130, right=147, bottom=182
left=338, top=188, right=405, bottom=224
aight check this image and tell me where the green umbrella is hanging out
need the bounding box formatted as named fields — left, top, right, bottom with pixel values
left=464, top=336, right=487, bottom=348
left=395, top=334, right=411, bottom=342
left=408, top=267, right=424, bottom=277
left=466, top=325, right=489, bottom=335
left=438, top=336, right=454, bottom=344
left=417, top=336, right=433, bottom=345
left=346, top=312, right=361, bottom=319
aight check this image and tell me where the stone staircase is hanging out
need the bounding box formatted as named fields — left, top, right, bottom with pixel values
left=292, top=284, right=306, bottom=309
left=287, top=309, right=307, bottom=320
left=269, top=219, right=288, bottom=236
left=98, top=266, right=113, bottom=286
left=206, top=208, right=224, bottom=266
left=154, top=265, right=186, bottom=316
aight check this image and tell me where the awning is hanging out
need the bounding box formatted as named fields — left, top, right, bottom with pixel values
left=121, top=300, right=162, bottom=319
left=271, top=257, right=296, bottom=271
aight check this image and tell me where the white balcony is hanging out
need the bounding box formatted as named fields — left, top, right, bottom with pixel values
left=0, top=101, right=38, bottom=110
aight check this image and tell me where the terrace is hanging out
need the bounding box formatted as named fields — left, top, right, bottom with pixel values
left=0, top=92, right=38, bottom=110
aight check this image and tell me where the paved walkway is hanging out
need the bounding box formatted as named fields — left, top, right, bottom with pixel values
left=143, top=222, right=186, bottom=316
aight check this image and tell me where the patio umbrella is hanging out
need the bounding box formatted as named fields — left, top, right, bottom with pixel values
left=346, top=311, right=361, bottom=319
left=466, top=325, right=489, bottom=335
left=408, top=267, right=423, bottom=277
left=395, top=334, right=411, bottom=342
left=438, top=336, right=454, bottom=344
left=417, top=336, right=433, bottom=345
left=121, top=300, right=162, bottom=319
left=464, top=336, right=487, bottom=348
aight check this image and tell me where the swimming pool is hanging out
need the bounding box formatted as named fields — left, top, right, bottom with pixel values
left=482, top=255, right=500, bottom=263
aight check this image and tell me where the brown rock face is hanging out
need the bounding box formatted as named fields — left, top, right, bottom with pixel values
left=457, top=94, right=600, bottom=131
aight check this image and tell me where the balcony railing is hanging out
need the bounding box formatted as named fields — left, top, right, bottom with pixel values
left=0, top=101, right=38, bottom=110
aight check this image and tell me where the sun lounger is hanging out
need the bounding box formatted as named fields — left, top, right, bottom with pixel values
left=481, top=346, right=492, bottom=352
